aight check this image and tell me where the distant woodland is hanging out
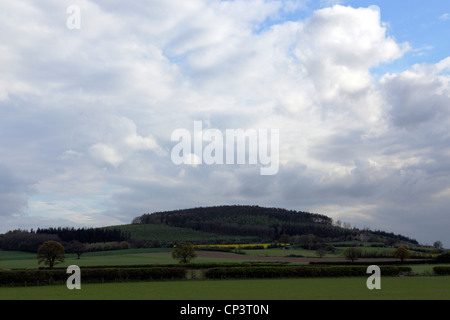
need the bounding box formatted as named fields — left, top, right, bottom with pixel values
left=132, top=205, right=418, bottom=244
left=0, top=205, right=419, bottom=253
left=0, top=227, right=130, bottom=252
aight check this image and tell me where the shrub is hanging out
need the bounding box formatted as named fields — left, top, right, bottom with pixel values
left=433, top=266, right=450, bottom=275
left=0, top=269, right=67, bottom=285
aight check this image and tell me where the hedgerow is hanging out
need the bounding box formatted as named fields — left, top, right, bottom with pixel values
left=433, top=266, right=450, bottom=275
left=204, top=265, right=411, bottom=279
left=0, top=265, right=415, bottom=286
left=0, top=267, right=186, bottom=286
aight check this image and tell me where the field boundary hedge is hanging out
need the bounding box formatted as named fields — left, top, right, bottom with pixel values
left=433, top=266, right=450, bottom=275
left=0, top=264, right=429, bottom=286
left=43, top=262, right=290, bottom=270
left=309, top=259, right=436, bottom=266
left=204, top=265, right=412, bottom=279
left=0, top=267, right=186, bottom=287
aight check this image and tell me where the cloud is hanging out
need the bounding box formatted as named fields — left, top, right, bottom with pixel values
left=380, top=58, right=450, bottom=129
left=295, top=5, right=409, bottom=103
left=0, top=1, right=449, bottom=246
left=89, top=144, right=123, bottom=167
left=88, top=116, right=165, bottom=167
left=439, top=13, right=449, bottom=20
left=0, top=165, right=35, bottom=218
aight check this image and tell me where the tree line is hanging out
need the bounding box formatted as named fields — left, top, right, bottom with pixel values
left=34, top=227, right=130, bottom=243
left=0, top=227, right=130, bottom=252
left=367, top=229, right=418, bottom=245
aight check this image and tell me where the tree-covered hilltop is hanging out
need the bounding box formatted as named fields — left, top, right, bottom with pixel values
left=132, top=205, right=418, bottom=244
left=134, top=205, right=332, bottom=225
left=133, top=205, right=334, bottom=240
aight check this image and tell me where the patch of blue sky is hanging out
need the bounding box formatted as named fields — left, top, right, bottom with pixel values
left=163, top=50, right=188, bottom=65
left=344, top=0, right=449, bottom=62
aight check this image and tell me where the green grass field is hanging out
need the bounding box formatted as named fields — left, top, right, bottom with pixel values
left=0, top=276, right=448, bottom=300
left=0, top=248, right=174, bottom=269
left=1, top=247, right=449, bottom=300
left=105, top=223, right=257, bottom=243
left=0, top=248, right=275, bottom=270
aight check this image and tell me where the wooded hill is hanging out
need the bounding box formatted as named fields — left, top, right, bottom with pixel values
left=132, top=205, right=418, bottom=245
left=0, top=205, right=420, bottom=253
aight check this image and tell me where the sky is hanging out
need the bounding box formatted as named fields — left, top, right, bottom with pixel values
left=0, top=0, right=449, bottom=247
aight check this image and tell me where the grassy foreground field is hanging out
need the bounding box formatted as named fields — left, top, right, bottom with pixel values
left=0, top=276, right=449, bottom=300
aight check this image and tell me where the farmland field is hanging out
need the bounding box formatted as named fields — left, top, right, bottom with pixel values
left=1, top=246, right=449, bottom=301
left=105, top=223, right=257, bottom=243
left=0, top=248, right=444, bottom=271
left=0, top=276, right=449, bottom=300
left=0, top=248, right=251, bottom=270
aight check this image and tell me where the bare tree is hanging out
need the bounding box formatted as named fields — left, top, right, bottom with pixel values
left=343, top=247, right=362, bottom=262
